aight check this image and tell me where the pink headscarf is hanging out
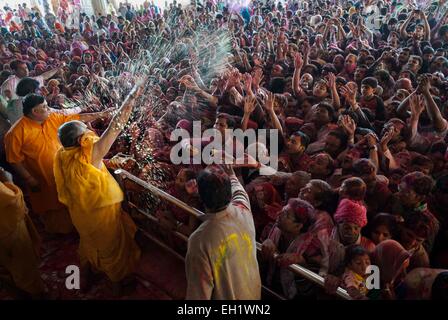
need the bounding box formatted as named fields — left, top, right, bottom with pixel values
left=334, top=198, right=367, bottom=228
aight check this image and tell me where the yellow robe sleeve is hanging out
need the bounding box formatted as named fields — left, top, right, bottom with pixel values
left=0, top=182, right=27, bottom=239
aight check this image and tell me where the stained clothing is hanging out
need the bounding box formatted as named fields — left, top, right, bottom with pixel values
left=185, top=175, right=261, bottom=300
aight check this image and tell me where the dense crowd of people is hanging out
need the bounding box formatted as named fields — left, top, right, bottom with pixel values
left=1, top=0, right=448, bottom=300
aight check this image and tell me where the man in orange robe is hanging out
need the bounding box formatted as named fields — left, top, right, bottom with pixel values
left=53, top=85, right=142, bottom=293
left=0, top=167, right=45, bottom=298
left=4, top=94, right=111, bottom=234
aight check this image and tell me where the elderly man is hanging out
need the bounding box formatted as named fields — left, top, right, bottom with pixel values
left=4, top=94, right=111, bottom=234
left=0, top=167, right=44, bottom=298
left=185, top=164, right=261, bottom=300
left=53, top=84, right=143, bottom=294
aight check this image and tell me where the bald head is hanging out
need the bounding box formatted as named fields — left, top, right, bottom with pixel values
left=58, top=121, right=87, bottom=148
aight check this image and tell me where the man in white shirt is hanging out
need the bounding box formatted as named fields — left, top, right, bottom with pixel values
left=185, top=164, right=261, bottom=300
left=0, top=60, right=61, bottom=101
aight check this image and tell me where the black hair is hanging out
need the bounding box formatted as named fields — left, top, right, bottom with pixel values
left=9, top=59, right=26, bottom=71
left=216, top=113, right=236, bottom=129
left=368, top=213, right=399, bottom=238
left=403, top=211, right=431, bottom=239
left=269, top=77, right=286, bottom=93
left=432, top=272, right=448, bottom=300
left=317, top=102, right=336, bottom=122
left=22, top=93, right=45, bottom=116
left=344, top=245, right=368, bottom=266
left=16, top=77, right=40, bottom=97
left=328, top=129, right=349, bottom=149
left=291, top=130, right=310, bottom=148
left=361, top=77, right=378, bottom=89
left=435, top=174, right=448, bottom=194
left=179, top=168, right=196, bottom=181
left=197, top=166, right=232, bottom=212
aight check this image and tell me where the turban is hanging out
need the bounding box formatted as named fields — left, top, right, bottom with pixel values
left=334, top=198, right=367, bottom=228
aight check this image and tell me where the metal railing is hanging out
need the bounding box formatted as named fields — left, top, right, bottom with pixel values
left=115, top=169, right=351, bottom=300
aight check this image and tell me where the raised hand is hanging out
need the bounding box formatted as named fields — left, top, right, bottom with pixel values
left=417, top=75, right=431, bottom=94
left=179, top=75, right=200, bottom=91
left=409, top=93, right=425, bottom=117
left=294, top=52, right=303, bottom=69
left=252, top=68, right=264, bottom=88
left=340, top=83, right=357, bottom=106
left=339, top=115, right=356, bottom=137
left=365, top=133, right=378, bottom=148
left=264, top=91, right=275, bottom=113
left=243, top=73, right=253, bottom=93
left=380, top=127, right=394, bottom=150
left=243, top=95, right=257, bottom=114
left=327, top=72, right=336, bottom=89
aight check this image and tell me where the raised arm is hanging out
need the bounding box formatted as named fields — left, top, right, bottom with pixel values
left=419, top=75, right=448, bottom=132
left=327, top=73, right=340, bottom=110
left=241, top=95, right=257, bottom=131
left=77, top=109, right=113, bottom=123
left=264, top=91, right=284, bottom=137
left=420, top=11, right=431, bottom=41
left=91, top=82, right=144, bottom=167
left=380, top=128, right=399, bottom=171
left=400, top=13, right=413, bottom=39
left=40, top=65, right=63, bottom=81
left=222, top=164, right=251, bottom=210
left=180, top=75, right=218, bottom=107
left=292, top=52, right=304, bottom=97
left=366, top=133, right=380, bottom=170
left=335, top=19, right=347, bottom=41
left=408, top=93, right=425, bottom=143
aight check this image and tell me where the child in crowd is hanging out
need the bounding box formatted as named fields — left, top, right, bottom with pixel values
left=342, top=245, right=371, bottom=300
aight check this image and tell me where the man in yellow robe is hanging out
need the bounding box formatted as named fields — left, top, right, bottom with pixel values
left=53, top=85, right=142, bottom=292
left=0, top=166, right=45, bottom=298
left=4, top=94, right=111, bottom=234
